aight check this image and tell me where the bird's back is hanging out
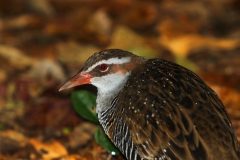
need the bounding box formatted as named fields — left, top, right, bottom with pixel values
left=106, top=58, right=240, bottom=160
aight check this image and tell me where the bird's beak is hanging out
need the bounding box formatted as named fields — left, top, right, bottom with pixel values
left=59, top=72, right=92, bottom=91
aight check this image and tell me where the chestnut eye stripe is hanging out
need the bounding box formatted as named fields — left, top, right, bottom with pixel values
left=85, top=57, right=131, bottom=72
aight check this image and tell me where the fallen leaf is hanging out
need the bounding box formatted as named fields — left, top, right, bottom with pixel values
left=0, top=130, right=28, bottom=153
left=29, top=138, right=68, bottom=159
left=28, top=59, right=66, bottom=83
left=27, top=0, right=55, bottom=17
left=60, top=154, right=89, bottom=160
left=0, top=69, right=7, bottom=83
left=56, top=41, right=99, bottom=71
left=68, top=122, right=97, bottom=149
left=108, top=25, right=158, bottom=58
left=0, top=45, right=34, bottom=71
left=159, top=34, right=240, bottom=57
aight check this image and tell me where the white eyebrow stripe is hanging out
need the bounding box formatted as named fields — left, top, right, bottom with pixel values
left=86, top=57, right=131, bottom=72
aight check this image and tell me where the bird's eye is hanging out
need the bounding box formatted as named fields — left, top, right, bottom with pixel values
left=99, top=64, right=108, bottom=72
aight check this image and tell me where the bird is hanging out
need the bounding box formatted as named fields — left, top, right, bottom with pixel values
left=59, top=49, right=240, bottom=160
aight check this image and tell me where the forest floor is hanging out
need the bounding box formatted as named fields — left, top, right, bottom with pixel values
left=0, top=0, right=240, bottom=159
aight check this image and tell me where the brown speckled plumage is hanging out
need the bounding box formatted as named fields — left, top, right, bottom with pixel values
left=60, top=49, right=240, bottom=160
left=104, top=58, right=240, bottom=160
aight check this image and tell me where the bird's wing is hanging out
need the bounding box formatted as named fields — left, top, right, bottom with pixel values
left=115, top=59, right=240, bottom=160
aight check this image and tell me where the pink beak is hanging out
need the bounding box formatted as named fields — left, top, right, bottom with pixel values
left=59, top=72, right=92, bottom=91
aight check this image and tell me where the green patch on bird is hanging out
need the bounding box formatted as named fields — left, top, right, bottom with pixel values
left=0, top=124, right=3, bottom=130
left=71, top=90, right=120, bottom=156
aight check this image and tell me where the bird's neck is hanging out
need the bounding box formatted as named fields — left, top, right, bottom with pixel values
left=96, top=88, right=121, bottom=132
left=96, top=92, right=118, bottom=115
left=95, top=72, right=131, bottom=118
left=96, top=84, right=125, bottom=114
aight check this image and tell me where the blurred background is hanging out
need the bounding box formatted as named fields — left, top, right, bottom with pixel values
left=0, top=0, right=240, bottom=159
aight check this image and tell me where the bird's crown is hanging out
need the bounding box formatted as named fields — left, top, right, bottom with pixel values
left=82, top=49, right=138, bottom=72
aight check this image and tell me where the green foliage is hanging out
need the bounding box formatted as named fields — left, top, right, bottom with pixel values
left=128, top=46, right=157, bottom=58
left=62, top=127, right=71, bottom=135
left=71, top=90, right=99, bottom=123
left=95, top=127, right=120, bottom=156
left=71, top=90, right=120, bottom=156
left=174, top=54, right=199, bottom=72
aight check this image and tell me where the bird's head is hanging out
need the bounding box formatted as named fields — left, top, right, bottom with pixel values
left=59, top=49, right=146, bottom=96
